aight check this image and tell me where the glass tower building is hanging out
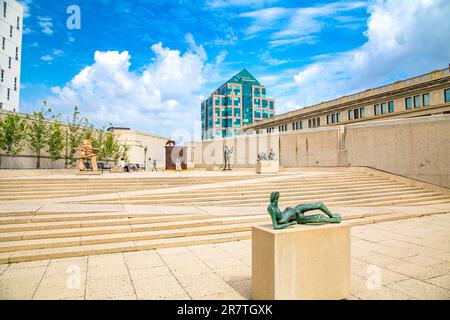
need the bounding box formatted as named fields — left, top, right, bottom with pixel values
left=201, top=69, right=276, bottom=140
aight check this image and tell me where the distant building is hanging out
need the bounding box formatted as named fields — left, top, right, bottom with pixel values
left=0, top=0, right=23, bottom=112
left=242, top=66, right=450, bottom=134
left=201, top=69, right=276, bottom=140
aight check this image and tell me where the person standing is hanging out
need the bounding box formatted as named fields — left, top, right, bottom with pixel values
left=152, top=159, right=158, bottom=171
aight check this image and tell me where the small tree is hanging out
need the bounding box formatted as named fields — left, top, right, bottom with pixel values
left=27, top=104, right=51, bottom=169
left=0, top=114, right=27, bottom=169
left=66, top=106, right=87, bottom=167
left=47, top=115, right=65, bottom=162
left=103, top=131, right=121, bottom=164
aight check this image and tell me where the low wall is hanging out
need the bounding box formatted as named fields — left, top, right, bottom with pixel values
left=187, top=115, right=450, bottom=189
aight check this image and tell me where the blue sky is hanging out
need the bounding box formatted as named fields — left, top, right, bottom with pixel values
left=18, top=0, right=450, bottom=139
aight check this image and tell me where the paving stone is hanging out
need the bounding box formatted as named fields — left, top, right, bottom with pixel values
left=124, top=252, right=165, bottom=270
left=228, top=279, right=251, bottom=299
left=33, top=275, right=86, bottom=300
left=177, top=273, right=235, bottom=299
left=351, top=275, right=412, bottom=300
left=403, top=254, right=445, bottom=267
left=128, top=266, right=172, bottom=280
left=214, top=265, right=251, bottom=283
left=425, top=274, right=450, bottom=291
left=387, top=278, right=450, bottom=300
left=385, top=260, right=450, bottom=280
left=0, top=271, right=45, bottom=300
left=86, top=275, right=135, bottom=300
left=201, top=291, right=246, bottom=300
left=133, top=275, right=187, bottom=300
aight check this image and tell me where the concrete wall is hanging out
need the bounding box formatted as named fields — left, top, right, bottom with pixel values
left=187, top=115, right=450, bottom=188
left=345, top=116, right=450, bottom=189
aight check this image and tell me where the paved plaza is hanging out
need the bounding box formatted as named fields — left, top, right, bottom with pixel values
left=0, top=168, right=449, bottom=299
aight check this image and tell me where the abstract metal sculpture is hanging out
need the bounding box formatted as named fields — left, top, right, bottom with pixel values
left=268, top=148, right=276, bottom=160
left=257, top=152, right=268, bottom=161
left=267, top=191, right=341, bottom=229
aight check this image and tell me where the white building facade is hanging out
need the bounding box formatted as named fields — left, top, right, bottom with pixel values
left=0, top=0, right=23, bottom=112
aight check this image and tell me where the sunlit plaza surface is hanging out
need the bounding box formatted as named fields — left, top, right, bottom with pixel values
left=0, top=168, right=449, bottom=299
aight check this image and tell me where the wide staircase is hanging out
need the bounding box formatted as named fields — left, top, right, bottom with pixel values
left=1, top=170, right=449, bottom=264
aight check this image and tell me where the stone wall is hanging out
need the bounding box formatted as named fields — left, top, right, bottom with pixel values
left=187, top=115, right=450, bottom=188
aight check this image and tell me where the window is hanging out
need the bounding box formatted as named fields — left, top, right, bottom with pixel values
left=3, top=1, right=6, bottom=18
left=14, top=77, right=17, bottom=91
left=215, top=97, right=220, bottom=106
left=254, top=87, right=260, bottom=97
left=262, top=110, right=268, bottom=118
left=445, top=89, right=450, bottom=103
left=312, top=118, right=316, bottom=127
left=10, top=25, right=13, bottom=37
left=222, top=118, right=232, bottom=128
left=414, top=95, right=421, bottom=108
left=2, top=37, right=5, bottom=50
left=262, top=99, right=268, bottom=108
left=8, top=56, right=11, bottom=69
left=233, top=86, right=240, bottom=96
left=215, top=108, right=220, bottom=117
left=7, top=88, right=10, bottom=100
left=215, top=118, right=220, bottom=126
left=336, top=113, right=341, bottom=123
left=233, top=97, right=240, bottom=106
left=222, top=108, right=232, bottom=117
left=1, top=69, right=3, bottom=82
left=348, top=110, right=354, bottom=120
left=308, top=119, right=312, bottom=127
left=405, top=97, right=412, bottom=109
left=354, top=109, right=359, bottom=120
left=422, top=93, right=430, bottom=106
left=17, top=17, right=20, bottom=30
left=269, top=101, right=274, bottom=109
left=254, top=99, right=260, bottom=107
left=262, top=88, right=266, bottom=97
left=234, top=118, right=241, bottom=127
left=254, top=110, right=261, bottom=118
left=226, top=84, right=232, bottom=95
left=373, top=104, right=379, bottom=115
left=327, top=115, right=331, bottom=124
left=381, top=103, right=387, bottom=114
left=359, top=107, right=365, bottom=118
left=234, top=108, right=241, bottom=117
left=316, top=117, right=320, bottom=127
left=15, top=47, right=18, bottom=61
left=388, top=101, right=394, bottom=113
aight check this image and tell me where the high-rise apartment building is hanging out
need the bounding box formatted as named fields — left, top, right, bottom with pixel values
left=0, top=0, right=23, bottom=112
left=201, top=69, right=275, bottom=140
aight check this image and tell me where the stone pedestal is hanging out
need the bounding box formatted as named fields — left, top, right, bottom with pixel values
left=252, top=223, right=351, bottom=300
left=256, top=160, right=279, bottom=174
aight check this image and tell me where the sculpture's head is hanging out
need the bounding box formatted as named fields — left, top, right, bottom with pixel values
left=270, top=191, right=279, bottom=204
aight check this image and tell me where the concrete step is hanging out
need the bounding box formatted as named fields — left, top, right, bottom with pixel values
left=0, top=215, right=267, bottom=240
left=0, top=222, right=262, bottom=253
left=114, top=186, right=423, bottom=205
left=117, top=181, right=413, bottom=201
left=0, top=231, right=252, bottom=264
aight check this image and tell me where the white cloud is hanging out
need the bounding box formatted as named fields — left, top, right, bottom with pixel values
left=37, top=16, right=54, bottom=35
left=206, top=0, right=280, bottom=8
left=240, top=1, right=366, bottom=45
left=40, top=49, right=64, bottom=63
left=47, top=35, right=210, bottom=138
left=40, top=55, right=53, bottom=62
left=17, top=0, right=32, bottom=18
left=279, top=0, right=450, bottom=113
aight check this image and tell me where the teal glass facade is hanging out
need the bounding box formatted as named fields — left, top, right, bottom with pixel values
left=201, top=69, right=276, bottom=140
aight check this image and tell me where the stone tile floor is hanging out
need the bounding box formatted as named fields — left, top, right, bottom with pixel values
left=0, top=213, right=449, bottom=300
